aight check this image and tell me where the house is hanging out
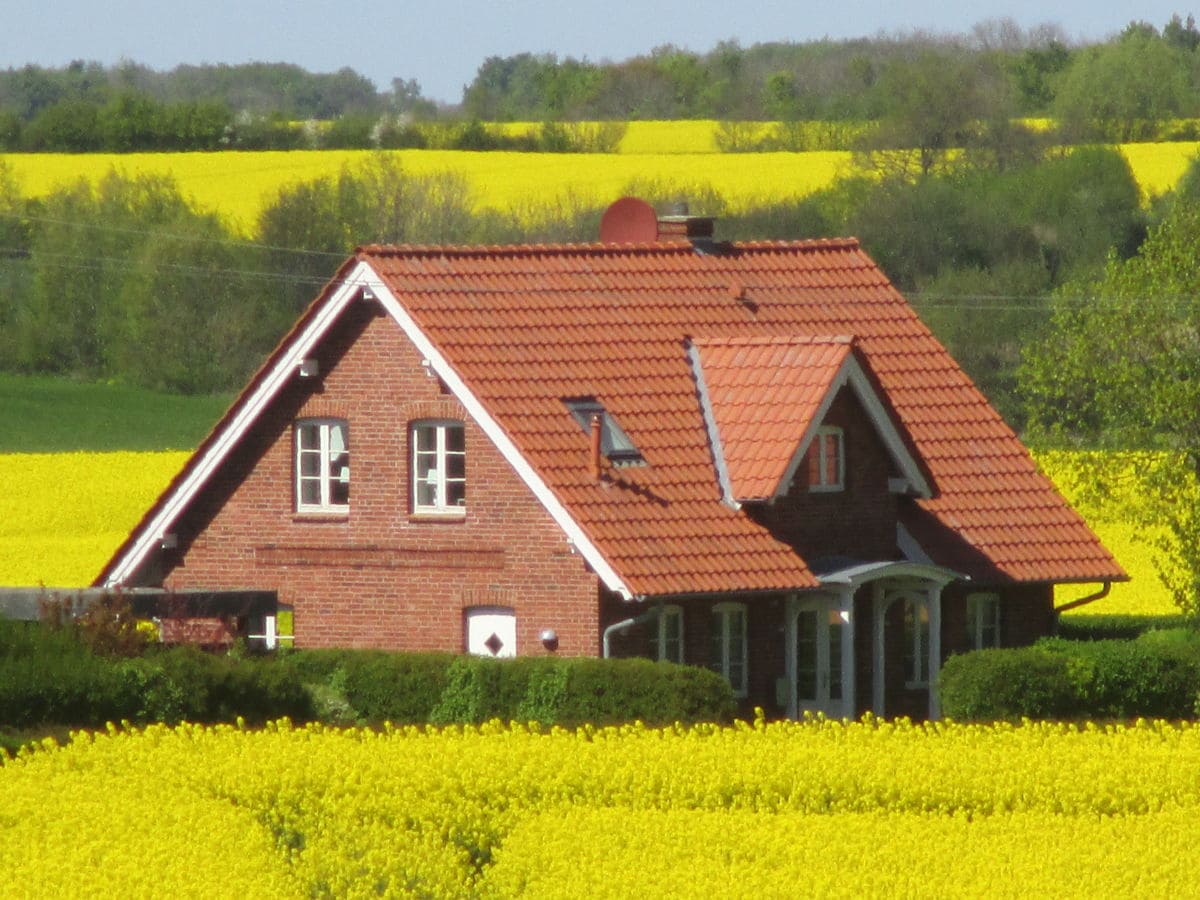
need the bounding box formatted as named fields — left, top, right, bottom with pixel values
left=97, top=198, right=1123, bottom=719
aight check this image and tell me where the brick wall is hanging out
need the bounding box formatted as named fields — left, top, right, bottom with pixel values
left=153, top=300, right=603, bottom=655
left=747, top=385, right=901, bottom=563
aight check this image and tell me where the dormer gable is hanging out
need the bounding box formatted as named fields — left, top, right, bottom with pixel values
left=688, top=335, right=931, bottom=505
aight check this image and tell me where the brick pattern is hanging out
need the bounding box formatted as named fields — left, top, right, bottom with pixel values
left=158, top=301, right=603, bottom=655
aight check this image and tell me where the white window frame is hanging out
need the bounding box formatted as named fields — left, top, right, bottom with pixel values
left=903, top=595, right=930, bottom=688
left=710, top=602, right=748, bottom=698
left=808, top=426, right=845, bottom=492
left=412, top=420, right=466, bottom=515
left=295, top=418, right=349, bottom=514
left=657, top=605, right=685, bottom=664
left=966, top=592, right=1002, bottom=650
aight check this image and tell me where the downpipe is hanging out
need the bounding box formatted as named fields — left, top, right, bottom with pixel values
left=602, top=603, right=662, bottom=658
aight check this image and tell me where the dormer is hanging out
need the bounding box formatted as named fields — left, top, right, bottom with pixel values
left=688, top=335, right=930, bottom=506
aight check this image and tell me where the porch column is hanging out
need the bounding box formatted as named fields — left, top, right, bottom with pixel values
left=871, top=583, right=886, bottom=717
left=927, top=583, right=944, bottom=720
left=839, top=587, right=855, bottom=721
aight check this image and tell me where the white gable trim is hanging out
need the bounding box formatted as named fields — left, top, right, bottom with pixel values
left=774, top=354, right=931, bottom=501
left=106, top=260, right=635, bottom=601
left=686, top=341, right=739, bottom=508
left=104, top=271, right=371, bottom=587
left=363, top=264, right=635, bottom=601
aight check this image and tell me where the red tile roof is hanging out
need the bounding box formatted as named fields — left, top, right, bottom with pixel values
left=694, top=335, right=854, bottom=501
left=359, top=239, right=1125, bottom=595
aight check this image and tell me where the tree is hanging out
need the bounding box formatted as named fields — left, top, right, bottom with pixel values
left=1053, top=30, right=1195, bottom=141
left=856, top=50, right=996, bottom=178
left=1021, top=203, right=1200, bottom=613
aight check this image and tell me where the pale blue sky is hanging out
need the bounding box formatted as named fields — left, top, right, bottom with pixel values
left=3, top=1, right=1193, bottom=102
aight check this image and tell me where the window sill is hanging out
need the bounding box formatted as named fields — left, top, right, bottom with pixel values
left=807, top=485, right=845, bottom=494
left=409, top=509, right=467, bottom=523
left=293, top=511, right=350, bottom=523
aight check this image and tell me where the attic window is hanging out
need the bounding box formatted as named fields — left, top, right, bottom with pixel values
left=564, top=398, right=644, bottom=466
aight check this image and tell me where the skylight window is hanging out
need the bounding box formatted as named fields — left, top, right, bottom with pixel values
left=564, top=398, right=644, bottom=466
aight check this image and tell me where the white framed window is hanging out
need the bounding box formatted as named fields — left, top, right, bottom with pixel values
left=412, top=420, right=466, bottom=514
left=657, top=605, right=684, bottom=664
left=966, top=593, right=1001, bottom=650
left=807, top=426, right=844, bottom=492
left=295, top=418, right=349, bottom=513
left=710, top=602, right=748, bottom=697
left=903, top=595, right=930, bottom=687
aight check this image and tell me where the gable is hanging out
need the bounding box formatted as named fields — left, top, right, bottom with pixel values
left=689, top=335, right=930, bottom=504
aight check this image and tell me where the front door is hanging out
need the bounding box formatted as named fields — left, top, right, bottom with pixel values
left=792, top=597, right=847, bottom=718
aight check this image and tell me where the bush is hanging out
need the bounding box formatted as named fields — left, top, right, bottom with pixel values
left=940, top=635, right=1200, bottom=721
left=0, top=621, right=312, bottom=728
left=939, top=648, right=1079, bottom=721
left=284, top=650, right=736, bottom=727
left=1058, top=614, right=1187, bottom=642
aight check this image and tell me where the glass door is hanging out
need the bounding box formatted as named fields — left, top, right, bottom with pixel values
left=794, top=599, right=846, bottom=717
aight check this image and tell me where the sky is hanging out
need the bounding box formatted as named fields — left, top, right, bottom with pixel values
left=2, top=1, right=1194, bottom=103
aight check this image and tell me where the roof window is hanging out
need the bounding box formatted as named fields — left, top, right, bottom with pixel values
left=564, top=398, right=645, bottom=466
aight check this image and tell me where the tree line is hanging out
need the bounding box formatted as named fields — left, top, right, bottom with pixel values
left=5, top=16, right=1200, bottom=152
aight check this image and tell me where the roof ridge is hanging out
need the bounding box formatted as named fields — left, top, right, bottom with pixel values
left=692, top=334, right=856, bottom=348
left=356, top=237, right=864, bottom=257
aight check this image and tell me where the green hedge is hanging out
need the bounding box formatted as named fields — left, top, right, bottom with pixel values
left=1058, top=614, right=1187, bottom=642
left=0, top=621, right=312, bottom=729
left=286, top=652, right=736, bottom=727
left=940, top=630, right=1200, bottom=721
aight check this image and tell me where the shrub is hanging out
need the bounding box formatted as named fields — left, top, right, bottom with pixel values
left=1058, top=614, right=1187, bottom=642
left=284, top=650, right=736, bottom=727
left=940, top=635, right=1200, bottom=721
left=939, top=648, right=1079, bottom=721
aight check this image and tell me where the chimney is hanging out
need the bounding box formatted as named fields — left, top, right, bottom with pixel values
left=589, top=413, right=603, bottom=481
left=599, top=196, right=715, bottom=244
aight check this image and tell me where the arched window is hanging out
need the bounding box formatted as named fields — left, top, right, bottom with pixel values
left=903, top=595, right=930, bottom=687
left=412, top=420, right=466, bottom=514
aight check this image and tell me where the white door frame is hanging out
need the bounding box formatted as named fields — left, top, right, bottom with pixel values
left=784, top=590, right=855, bottom=720
left=871, top=578, right=947, bottom=719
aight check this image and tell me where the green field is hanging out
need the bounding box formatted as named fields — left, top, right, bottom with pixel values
left=0, top=375, right=231, bottom=453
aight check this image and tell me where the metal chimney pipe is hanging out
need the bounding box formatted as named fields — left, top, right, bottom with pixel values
left=589, top=413, right=603, bottom=481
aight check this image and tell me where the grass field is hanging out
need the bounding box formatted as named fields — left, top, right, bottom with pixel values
left=4, top=136, right=1193, bottom=233
left=0, top=375, right=230, bottom=453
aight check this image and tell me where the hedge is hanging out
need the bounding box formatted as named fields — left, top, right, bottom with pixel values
left=286, top=652, right=737, bottom=727
left=1058, top=614, right=1187, bottom=642
left=0, top=621, right=312, bottom=729
left=940, top=630, right=1200, bottom=721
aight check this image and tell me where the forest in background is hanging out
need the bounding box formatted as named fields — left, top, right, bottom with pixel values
left=4, top=16, right=1200, bottom=151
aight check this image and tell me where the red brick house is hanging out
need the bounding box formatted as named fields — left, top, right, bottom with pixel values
left=98, top=198, right=1123, bottom=719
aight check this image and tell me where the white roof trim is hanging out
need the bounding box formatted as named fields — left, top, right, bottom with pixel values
left=365, top=264, right=634, bottom=601
left=104, top=269, right=371, bottom=587
left=686, top=341, right=739, bottom=509
left=106, top=260, right=634, bottom=601
left=774, top=353, right=931, bottom=501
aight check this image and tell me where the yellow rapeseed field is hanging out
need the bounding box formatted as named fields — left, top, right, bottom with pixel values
left=0, top=451, right=187, bottom=586
left=2, top=148, right=855, bottom=234
left=4, top=135, right=1195, bottom=233
left=3, top=716, right=1199, bottom=896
